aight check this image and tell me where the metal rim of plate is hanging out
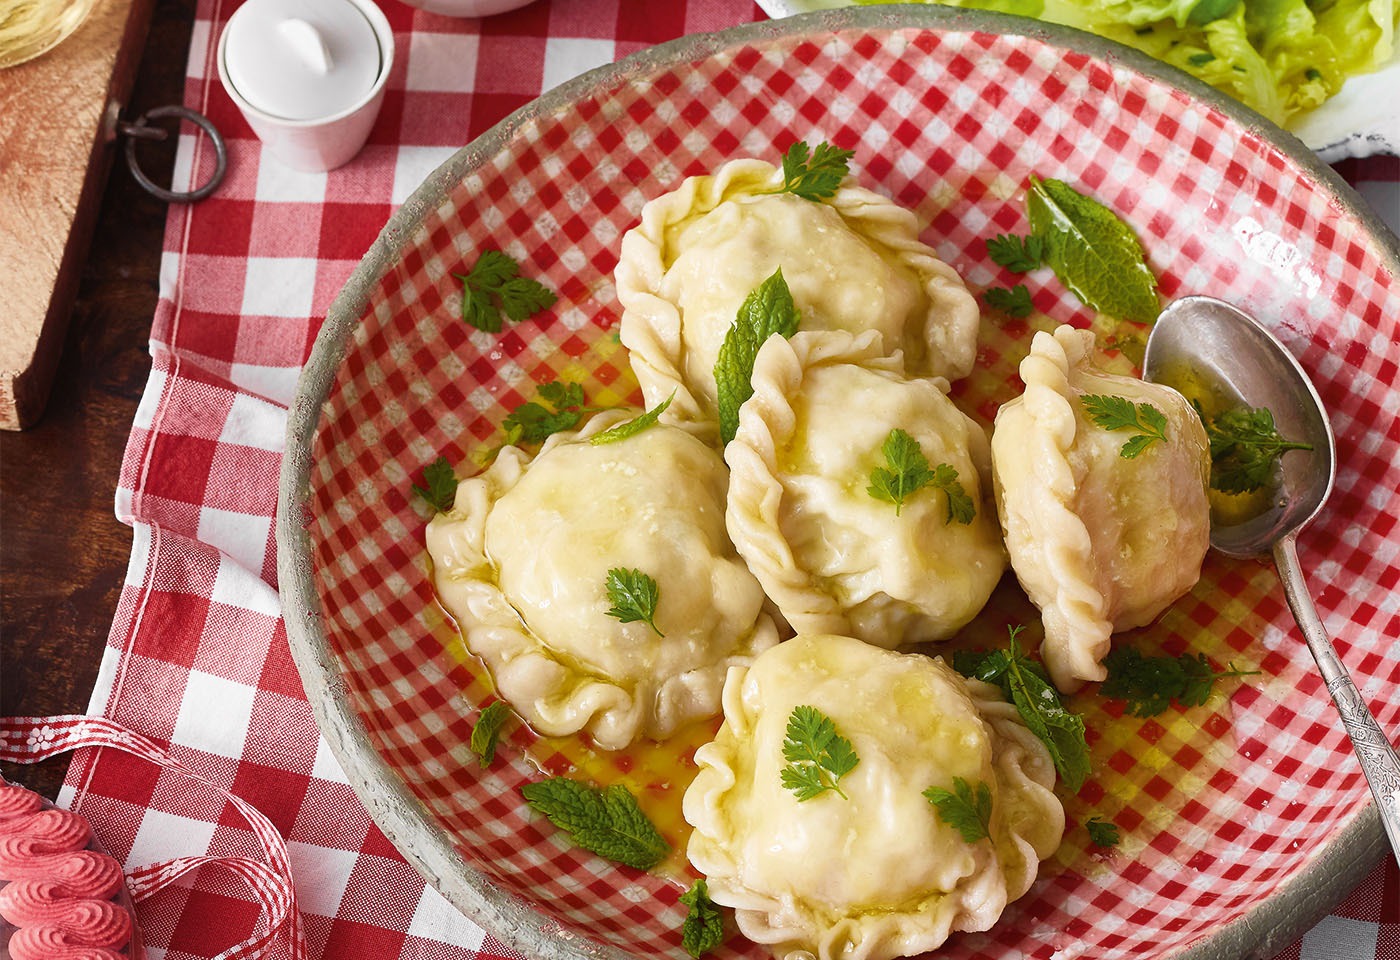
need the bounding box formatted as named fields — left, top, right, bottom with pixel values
left=277, top=7, right=1400, bottom=960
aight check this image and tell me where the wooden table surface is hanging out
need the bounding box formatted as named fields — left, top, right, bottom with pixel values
left=0, top=0, right=191, bottom=800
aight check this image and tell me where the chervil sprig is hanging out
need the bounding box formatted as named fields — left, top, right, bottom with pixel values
left=1101, top=648, right=1258, bottom=716
left=779, top=140, right=855, bottom=201
left=780, top=705, right=859, bottom=802
left=985, top=234, right=1044, bottom=273
left=455, top=249, right=557, bottom=333
left=1080, top=394, right=1168, bottom=459
left=604, top=567, right=663, bottom=637
left=412, top=455, right=458, bottom=513
left=923, top=777, right=993, bottom=844
left=983, top=284, right=1034, bottom=318
left=502, top=380, right=590, bottom=446
left=1197, top=403, right=1313, bottom=494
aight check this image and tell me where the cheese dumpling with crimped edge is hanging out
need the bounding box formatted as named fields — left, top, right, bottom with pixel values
left=991, top=324, right=1211, bottom=692
left=425, top=410, right=779, bottom=750
left=684, top=633, right=1065, bottom=960
left=724, top=329, right=1005, bottom=648
left=614, top=157, right=979, bottom=438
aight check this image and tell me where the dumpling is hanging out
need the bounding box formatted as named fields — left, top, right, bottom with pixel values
left=724, top=329, right=1005, bottom=647
left=684, top=633, right=1065, bottom=960
left=615, top=157, right=979, bottom=436
left=991, top=324, right=1211, bottom=691
left=425, top=410, right=780, bottom=749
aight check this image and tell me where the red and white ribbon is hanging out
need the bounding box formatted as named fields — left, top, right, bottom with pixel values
left=0, top=715, right=306, bottom=960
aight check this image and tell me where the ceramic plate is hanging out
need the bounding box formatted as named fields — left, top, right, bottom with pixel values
left=758, top=0, right=1400, bottom=161
left=278, top=8, right=1400, bottom=960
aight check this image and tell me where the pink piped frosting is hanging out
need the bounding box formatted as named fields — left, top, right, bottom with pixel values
left=0, top=782, right=133, bottom=959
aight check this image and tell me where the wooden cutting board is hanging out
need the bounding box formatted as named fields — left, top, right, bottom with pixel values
left=0, top=0, right=155, bottom=431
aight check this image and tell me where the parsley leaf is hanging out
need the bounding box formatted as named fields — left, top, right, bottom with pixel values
left=923, top=777, right=993, bottom=844
left=520, top=778, right=669, bottom=870
left=605, top=567, right=663, bottom=636
left=780, top=705, right=859, bottom=801
left=469, top=701, right=511, bottom=766
left=714, top=269, right=802, bottom=444
left=867, top=428, right=934, bottom=515
left=1080, top=394, right=1169, bottom=458
left=779, top=140, right=855, bottom=201
left=502, top=380, right=588, bottom=445
left=955, top=626, right=1091, bottom=791
left=589, top=392, right=674, bottom=446
left=1101, top=648, right=1258, bottom=717
left=985, top=233, right=1044, bottom=272
left=1025, top=176, right=1159, bottom=324
left=454, top=249, right=557, bottom=333
left=983, top=284, right=1034, bottom=318
left=412, top=455, right=458, bottom=513
left=1086, top=816, right=1121, bottom=847
left=1197, top=404, right=1313, bottom=494
left=679, top=879, right=724, bottom=958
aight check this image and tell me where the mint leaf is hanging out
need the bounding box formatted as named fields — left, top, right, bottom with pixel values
left=604, top=567, right=663, bottom=637
left=779, top=140, right=855, bottom=201
left=955, top=626, right=1091, bottom=791
left=985, top=233, right=1044, bottom=272
left=589, top=392, right=674, bottom=446
left=923, top=777, right=993, bottom=844
left=679, top=879, right=724, bottom=958
left=520, top=778, right=669, bottom=870
left=412, top=455, right=458, bottom=513
left=1025, top=176, right=1159, bottom=324
left=714, top=269, right=801, bottom=444
left=780, top=705, right=859, bottom=801
left=983, top=284, right=1034, bottom=318
left=469, top=701, right=511, bottom=766
left=455, top=250, right=557, bottom=332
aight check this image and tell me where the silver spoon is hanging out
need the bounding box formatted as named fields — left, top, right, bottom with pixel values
left=1143, top=295, right=1400, bottom=867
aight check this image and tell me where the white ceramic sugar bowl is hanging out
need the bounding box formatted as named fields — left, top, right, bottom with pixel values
left=217, top=0, right=394, bottom=172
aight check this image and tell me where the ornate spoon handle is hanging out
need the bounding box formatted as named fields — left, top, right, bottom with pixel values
left=1274, top=535, right=1400, bottom=868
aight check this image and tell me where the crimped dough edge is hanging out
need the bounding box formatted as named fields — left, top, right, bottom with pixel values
left=613, top=157, right=979, bottom=437
left=425, top=410, right=779, bottom=750
left=683, top=639, right=1064, bottom=960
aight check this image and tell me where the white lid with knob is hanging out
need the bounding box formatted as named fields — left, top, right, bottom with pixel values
left=222, top=0, right=383, bottom=121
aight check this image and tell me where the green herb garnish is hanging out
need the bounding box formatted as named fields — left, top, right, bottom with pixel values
left=866, top=429, right=975, bottom=522
left=679, top=879, right=724, bottom=958
left=714, top=268, right=801, bottom=444
left=519, top=777, right=669, bottom=870
left=780, top=705, right=859, bottom=802
left=1080, top=395, right=1169, bottom=459
left=589, top=392, right=674, bottom=446
left=412, top=455, right=458, bottom=513
left=1086, top=816, right=1121, bottom=847
left=455, top=249, right=557, bottom=333
left=1025, top=176, right=1159, bottom=324
left=469, top=701, right=511, bottom=766
left=502, top=380, right=589, bottom=445
left=779, top=140, right=855, bottom=201
left=605, top=567, right=663, bottom=637
left=985, top=234, right=1044, bottom=273
left=954, top=626, right=1091, bottom=791
left=923, top=777, right=993, bottom=844
left=1101, top=648, right=1259, bottom=716
left=983, top=284, right=1035, bottom=318
left=1198, top=404, right=1313, bottom=494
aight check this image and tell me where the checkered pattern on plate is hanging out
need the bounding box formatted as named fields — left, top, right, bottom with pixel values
left=303, top=25, right=1399, bottom=960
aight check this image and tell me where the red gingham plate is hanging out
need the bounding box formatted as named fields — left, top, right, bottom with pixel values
left=277, top=8, right=1400, bottom=960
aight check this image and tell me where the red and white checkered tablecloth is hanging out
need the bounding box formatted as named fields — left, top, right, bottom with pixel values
left=3, top=1, right=1397, bottom=958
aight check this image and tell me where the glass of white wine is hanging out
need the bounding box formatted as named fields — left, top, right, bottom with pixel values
left=0, top=0, right=102, bottom=69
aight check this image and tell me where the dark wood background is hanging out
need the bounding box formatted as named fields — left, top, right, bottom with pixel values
left=0, top=0, right=191, bottom=799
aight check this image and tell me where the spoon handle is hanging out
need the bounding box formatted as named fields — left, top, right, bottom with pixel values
left=1274, top=535, right=1400, bottom=868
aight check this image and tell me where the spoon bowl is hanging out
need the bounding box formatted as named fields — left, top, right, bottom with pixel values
left=1143, top=294, right=1400, bottom=868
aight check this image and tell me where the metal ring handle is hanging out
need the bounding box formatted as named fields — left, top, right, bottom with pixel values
left=120, top=105, right=227, bottom=203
